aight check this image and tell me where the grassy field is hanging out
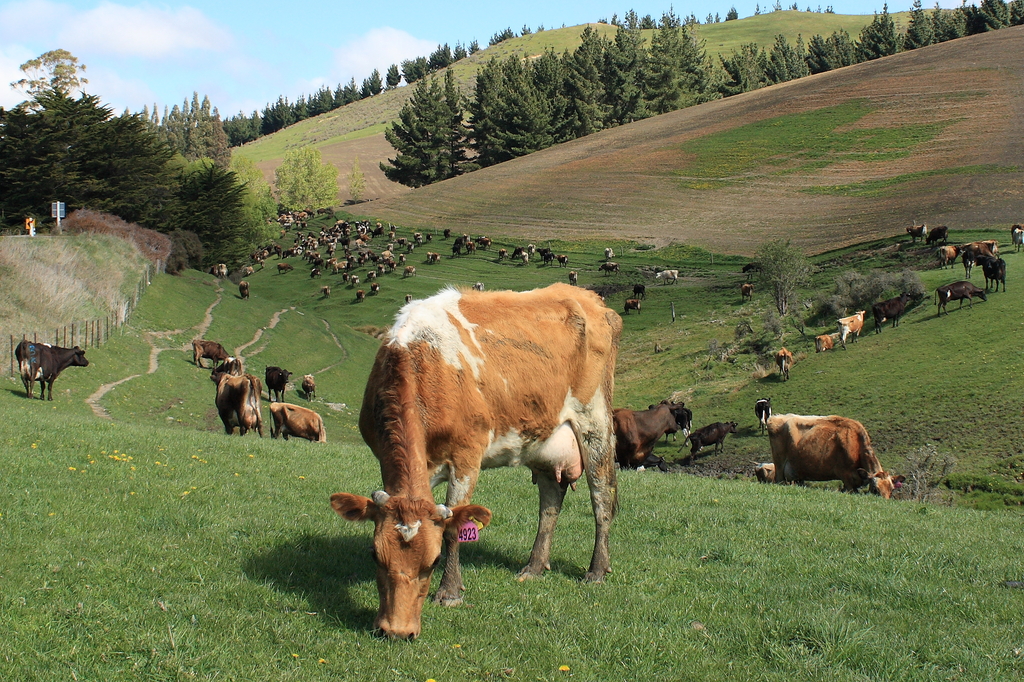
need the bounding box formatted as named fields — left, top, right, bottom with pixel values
left=2, top=217, right=1023, bottom=679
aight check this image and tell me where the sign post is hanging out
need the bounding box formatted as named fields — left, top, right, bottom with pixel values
left=24, top=217, right=35, bottom=237
left=51, top=201, right=65, bottom=234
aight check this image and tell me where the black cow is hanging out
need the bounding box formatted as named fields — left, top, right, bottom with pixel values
left=633, top=284, right=646, bottom=299
left=685, top=421, right=739, bottom=458
left=265, top=366, right=292, bottom=402
left=976, top=256, right=1006, bottom=292
left=742, top=262, right=761, bottom=281
left=872, top=292, right=910, bottom=333
left=935, top=281, right=987, bottom=316
left=925, top=226, right=949, bottom=245
left=755, top=398, right=771, bottom=435
left=15, top=341, right=89, bottom=400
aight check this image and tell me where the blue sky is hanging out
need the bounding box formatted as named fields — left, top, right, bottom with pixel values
left=0, top=0, right=960, bottom=116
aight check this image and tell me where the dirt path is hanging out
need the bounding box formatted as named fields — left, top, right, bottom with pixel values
left=234, top=308, right=290, bottom=358
left=86, top=284, right=224, bottom=419
left=313, top=318, right=350, bottom=375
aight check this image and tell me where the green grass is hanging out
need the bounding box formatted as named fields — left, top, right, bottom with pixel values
left=673, top=99, right=953, bottom=187
left=3, top=220, right=1024, bottom=678
left=806, top=164, right=1022, bottom=197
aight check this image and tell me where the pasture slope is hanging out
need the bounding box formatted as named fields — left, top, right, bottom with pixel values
left=1, top=221, right=1023, bottom=680
left=235, top=12, right=906, bottom=205
left=353, top=26, right=1024, bottom=256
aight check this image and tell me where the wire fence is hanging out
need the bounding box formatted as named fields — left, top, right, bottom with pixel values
left=3, top=263, right=152, bottom=377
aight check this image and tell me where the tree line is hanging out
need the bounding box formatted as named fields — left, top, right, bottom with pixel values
left=381, top=1, right=1024, bottom=188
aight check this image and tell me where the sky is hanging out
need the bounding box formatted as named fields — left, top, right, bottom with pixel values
left=0, top=0, right=964, bottom=117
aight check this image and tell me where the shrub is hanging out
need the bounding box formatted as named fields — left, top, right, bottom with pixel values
left=166, top=230, right=204, bottom=275
left=62, top=209, right=171, bottom=272
left=894, top=444, right=956, bottom=504
left=813, top=268, right=925, bottom=322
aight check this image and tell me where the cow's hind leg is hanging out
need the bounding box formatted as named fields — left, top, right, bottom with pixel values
left=517, top=473, right=569, bottom=581
left=581, top=446, right=617, bottom=583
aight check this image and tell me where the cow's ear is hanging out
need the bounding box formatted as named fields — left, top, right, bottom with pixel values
left=892, top=475, right=906, bottom=484
left=445, top=504, right=492, bottom=531
left=855, top=468, right=872, bottom=485
left=330, top=493, right=379, bottom=522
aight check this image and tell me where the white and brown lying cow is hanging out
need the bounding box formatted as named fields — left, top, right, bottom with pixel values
left=270, top=402, right=326, bottom=442
left=330, top=283, right=621, bottom=640
left=754, top=462, right=776, bottom=483
left=767, top=414, right=904, bottom=497
left=212, top=372, right=264, bottom=437
left=815, top=334, right=834, bottom=353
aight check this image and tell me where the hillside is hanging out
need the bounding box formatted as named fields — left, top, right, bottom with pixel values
left=349, top=26, right=1024, bottom=256
left=1, top=224, right=1022, bottom=679
left=233, top=12, right=899, bottom=204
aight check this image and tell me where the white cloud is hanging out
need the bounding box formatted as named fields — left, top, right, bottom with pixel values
left=82, top=65, right=155, bottom=111
left=0, top=1, right=232, bottom=60
left=331, top=26, right=436, bottom=84
left=0, top=43, right=35, bottom=108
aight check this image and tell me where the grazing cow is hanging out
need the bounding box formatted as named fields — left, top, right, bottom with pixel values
left=239, top=281, right=250, bottom=300
left=310, top=267, right=321, bottom=279
left=356, top=289, right=366, bottom=302
left=976, top=256, right=1006, bottom=292
left=599, top=262, right=619, bottom=275
left=270, top=403, right=327, bottom=442
left=321, top=285, right=331, bottom=298
left=277, top=263, right=293, bottom=274
left=754, top=462, right=776, bottom=483
left=350, top=276, right=360, bottom=287
left=443, top=228, right=451, bottom=240
left=557, top=255, right=569, bottom=267
left=541, top=250, right=555, bottom=265
left=473, top=282, right=485, bottom=292
left=632, top=284, right=646, bottom=299
left=925, top=225, right=949, bottom=245
left=301, top=374, right=316, bottom=400
left=498, top=248, right=508, bottom=261
left=604, top=247, right=615, bottom=260
left=330, top=284, right=621, bottom=639
left=613, top=402, right=691, bottom=470
left=15, top=341, right=88, bottom=400
left=775, top=347, right=793, bottom=381
left=937, top=245, right=959, bottom=269
left=655, top=269, right=678, bottom=284
left=212, top=372, right=263, bottom=437
left=427, top=252, right=441, bottom=264
left=935, top=281, right=987, bottom=315
left=521, top=253, right=530, bottom=265
left=837, top=311, right=866, bottom=349
left=755, top=397, right=772, bottom=435
left=906, top=224, right=926, bottom=243
left=1012, top=225, right=1023, bottom=253
left=686, top=421, right=738, bottom=457
left=569, top=271, right=578, bottom=286
left=404, top=266, right=416, bottom=278
left=742, top=262, right=761, bottom=281
left=815, top=334, right=834, bottom=353
left=265, top=366, right=292, bottom=402
left=241, top=266, right=254, bottom=277
left=741, top=283, right=754, bottom=301
left=193, top=339, right=228, bottom=368
left=370, top=282, right=380, bottom=294
left=219, top=356, right=244, bottom=376
left=872, top=292, right=909, bottom=333
left=623, top=299, right=641, bottom=315
left=767, top=414, right=904, bottom=497
left=465, top=241, right=477, bottom=255
left=962, top=247, right=976, bottom=278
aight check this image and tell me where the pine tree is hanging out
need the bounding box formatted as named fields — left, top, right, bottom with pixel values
left=386, top=64, right=402, bottom=89
left=932, top=5, right=967, bottom=42
left=719, top=43, right=769, bottom=95
left=469, top=57, right=552, bottom=167
left=857, top=4, right=902, bottom=61
left=560, top=26, right=609, bottom=140
left=602, top=24, right=650, bottom=126
left=1011, top=0, right=1024, bottom=25
left=765, top=34, right=809, bottom=84
left=361, top=69, right=383, bottom=98
left=645, top=14, right=716, bottom=114
left=904, top=0, right=936, bottom=49
left=530, top=50, right=570, bottom=144
left=727, top=7, right=739, bottom=20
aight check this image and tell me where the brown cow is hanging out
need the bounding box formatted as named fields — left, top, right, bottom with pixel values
left=686, top=421, right=738, bottom=457
left=872, top=292, right=909, bottom=333
left=270, top=403, right=327, bottom=442
left=193, top=339, right=228, bottom=368
left=906, top=224, right=926, bottom=243
left=767, top=414, right=904, bottom=497
left=741, top=283, right=754, bottom=301
left=321, top=285, right=331, bottom=298
left=775, top=347, right=793, bottom=381
left=754, top=462, right=776, bottom=483
left=301, top=374, right=316, bottom=400
left=212, top=372, right=264, bottom=437
left=837, top=311, right=865, bottom=349
left=356, top=289, right=366, bottom=302
left=623, top=299, right=641, bottom=314
left=219, top=356, right=244, bottom=376
left=599, top=262, right=619, bottom=275
left=330, top=284, right=621, bottom=639
left=937, top=245, right=959, bottom=269
left=15, top=341, right=89, bottom=400
left=277, top=263, right=293, bottom=274
left=370, top=282, right=380, bottom=294
left=815, top=334, right=834, bottom=353
left=404, top=266, right=416, bottom=278
left=569, top=271, right=578, bottom=286
left=925, top=225, right=948, bottom=245
left=239, top=281, right=250, bottom=299
left=613, top=402, right=691, bottom=470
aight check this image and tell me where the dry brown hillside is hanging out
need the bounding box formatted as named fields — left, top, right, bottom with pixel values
left=351, top=27, right=1024, bottom=256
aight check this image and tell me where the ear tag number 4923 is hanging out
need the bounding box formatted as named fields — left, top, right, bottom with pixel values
left=457, top=520, right=480, bottom=543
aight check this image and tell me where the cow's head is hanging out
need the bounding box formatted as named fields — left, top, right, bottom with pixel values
left=726, top=421, right=739, bottom=433
left=859, top=470, right=906, bottom=499
left=330, top=491, right=491, bottom=640
left=71, top=347, right=89, bottom=367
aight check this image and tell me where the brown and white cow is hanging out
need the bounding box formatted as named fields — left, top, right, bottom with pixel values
left=599, top=262, right=619, bottom=275
left=330, top=284, right=621, bottom=639
left=212, top=372, right=264, bottom=437
left=815, top=334, right=834, bottom=353
left=15, top=341, right=89, bottom=400
left=623, top=299, right=641, bottom=315
left=321, top=285, right=331, bottom=298
left=270, top=402, right=326, bottom=442
left=193, top=339, right=228, bottom=368
left=906, top=224, right=926, bottom=243
left=655, top=269, right=678, bottom=284
left=754, top=462, right=776, bottom=483
left=239, top=281, right=250, bottom=299
left=775, top=347, right=793, bottom=381
left=1012, top=225, right=1023, bottom=253
left=404, top=265, right=416, bottom=278
left=837, top=311, right=865, bottom=349
left=767, top=414, right=904, bottom=497
left=301, top=374, right=316, bottom=400
left=741, top=283, right=754, bottom=301
left=568, top=271, right=578, bottom=286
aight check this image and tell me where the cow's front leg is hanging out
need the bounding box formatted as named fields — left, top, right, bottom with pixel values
left=434, top=468, right=479, bottom=606
left=517, top=472, right=567, bottom=580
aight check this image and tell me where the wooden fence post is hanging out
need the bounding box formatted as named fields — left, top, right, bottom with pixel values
left=671, top=302, right=676, bottom=323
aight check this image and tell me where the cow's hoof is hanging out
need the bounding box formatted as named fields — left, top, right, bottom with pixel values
left=515, top=564, right=548, bottom=582
left=583, top=568, right=610, bottom=584
left=432, top=591, right=463, bottom=607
